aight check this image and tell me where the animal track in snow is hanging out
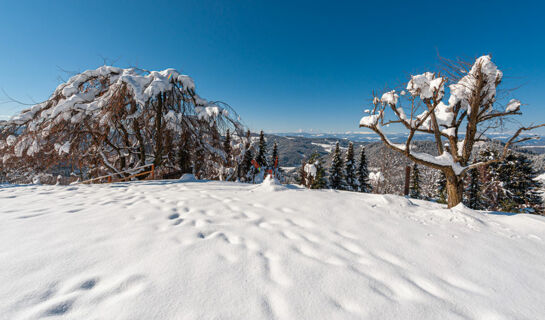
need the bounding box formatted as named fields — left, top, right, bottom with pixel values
left=261, top=251, right=292, bottom=287
left=43, top=300, right=74, bottom=317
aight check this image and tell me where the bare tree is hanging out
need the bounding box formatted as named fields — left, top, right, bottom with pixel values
left=359, top=55, right=543, bottom=208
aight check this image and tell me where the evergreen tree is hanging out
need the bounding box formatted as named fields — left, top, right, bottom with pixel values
left=344, top=142, right=357, bottom=191
left=223, top=129, right=231, bottom=165
left=329, top=142, right=345, bottom=189
left=297, top=159, right=307, bottom=187
left=498, top=153, right=543, bottom=213
left=357, top=146, right=372, bottom=193
left=239, top=130, right=253, bottom=181
left=409, top=162, right=422, bottom=199
left=435, top=171, right=447, bottom=204
left=464, top=164, right=483, bottom=210
left=255, top=130, right=268, bottom=168
left=477, top=148, right=504, bottom=211
left=241, top=149, right=253, bottom=181
left=308, top=152, right=327, bottom=189
left=271, top=142, right=279, bottom=169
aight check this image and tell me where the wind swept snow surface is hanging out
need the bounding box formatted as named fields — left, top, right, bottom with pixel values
left=1, top=181, right=545, bottom=319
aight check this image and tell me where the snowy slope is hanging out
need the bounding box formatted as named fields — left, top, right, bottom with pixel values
left=1, top=180, right=545, bottom=319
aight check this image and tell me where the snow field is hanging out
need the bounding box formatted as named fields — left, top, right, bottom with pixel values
left=1, top=180, right=545, bottom=319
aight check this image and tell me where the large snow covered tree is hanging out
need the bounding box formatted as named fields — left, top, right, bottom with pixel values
left=359, top=55, right=544, bottom=208
left=0, top=66, right=246, bottom=182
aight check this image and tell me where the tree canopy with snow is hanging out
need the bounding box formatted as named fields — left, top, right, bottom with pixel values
left=0, top=66, right=246, bottom=182
left=359, top=55, right=544, bottom=207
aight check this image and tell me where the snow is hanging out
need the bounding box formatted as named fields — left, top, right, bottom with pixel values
left=179, top=173, right=198, bottom=182
left=448, top=55, right=502, bottom=115
left=304, top=163, right=317, bottom=177
left=6, top=135, right=16, bottom=146
left=406, top=72, right=444, bottom=100
left=1, top=181, right=545, bottom=319
left=359, top=110, right=383, bottom=127
left=369, top=171, right=384, bottom=183
left=2, top=181, right=545, bottom=319
left=311, top=142, right=347, bottom=153
left=3, top=66, right=221, bottom=130
left=380, top=90, right=399, bottom=106
left=411, top=151, right=466, bottom=175
left=254, top=175, right=286, bottom=192
left=505, top=99, right=521, bottom=113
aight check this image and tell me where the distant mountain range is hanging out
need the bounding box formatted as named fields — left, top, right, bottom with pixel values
left=273, top=131, right=545, bottom=145
left=271, top=132, right=545, bottom=154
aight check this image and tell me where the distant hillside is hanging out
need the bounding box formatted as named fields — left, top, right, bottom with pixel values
left=273, top=132, right=545, bottom=152
left=265, top=133, right=545, bottom=197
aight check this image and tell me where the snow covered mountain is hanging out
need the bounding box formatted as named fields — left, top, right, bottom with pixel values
left=1, top=179, right=545, bottom=319
left=274, top=131, right=545, bottom=148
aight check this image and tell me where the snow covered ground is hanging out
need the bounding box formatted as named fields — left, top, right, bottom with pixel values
left=1, top=179, right=545, bottom=319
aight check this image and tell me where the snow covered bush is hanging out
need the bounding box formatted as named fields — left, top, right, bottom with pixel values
left=0, top=66, right=246, bottom=183
left=359, top=55, right=543, bottom=208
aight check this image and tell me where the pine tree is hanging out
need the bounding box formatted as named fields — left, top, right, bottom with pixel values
left=498, top=153, right=543, bottom=213
left=255, top=130, right=268, bottom=169
left=308, top=152, right=327, bottom=189
left=409, top=162, right=422, bottom=199
left=477, top=148, right=504, bottom=211
left=329, top=142, right=345, bottom=189
left=344, top=142, right=357, bottom=191
left=464, top=164, right=483, bottom=210
left=239, top=130, right=253, bottom=181
left=297, top=159, right=307, bottom=187
left=223, top=129, right=231, bottom=165
left=435, top=171, right=447, bottom=204
left=357, top=146, right=372, bottom=193
left=271, top=142, right=279, bottom=169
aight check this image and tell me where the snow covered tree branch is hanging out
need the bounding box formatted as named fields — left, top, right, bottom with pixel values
left=0, top=66, right=247, bottom=182
left=359, top=55, right=543, bottom=208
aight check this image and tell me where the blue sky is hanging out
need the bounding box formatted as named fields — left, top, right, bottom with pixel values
left=0, top=0, right=544, bottom=133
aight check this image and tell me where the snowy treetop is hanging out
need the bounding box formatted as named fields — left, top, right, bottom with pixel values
left=0, top=65, right=245, bottom=180
left=359, top=55, right=533, bottom=176
left=6, top=66, right=223, bottom=129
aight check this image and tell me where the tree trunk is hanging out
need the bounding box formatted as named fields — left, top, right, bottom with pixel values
left=153, top=93, right=164, bottom=168
left=445, top=171, right=463, bottom=208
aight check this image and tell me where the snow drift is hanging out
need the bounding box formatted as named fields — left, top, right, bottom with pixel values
left=1, top=181, right=545, bottom=319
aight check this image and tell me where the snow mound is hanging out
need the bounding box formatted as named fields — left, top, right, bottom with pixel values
left=179, top=173, right=198, bottom=182
left=254, top=175, right=285, bottom=192
left=1, top=181, right=545, bottom=319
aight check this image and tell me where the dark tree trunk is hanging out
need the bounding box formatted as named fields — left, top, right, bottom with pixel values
left=153, top=93, right=164, bottom=168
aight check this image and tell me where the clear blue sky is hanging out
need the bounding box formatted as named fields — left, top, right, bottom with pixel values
left=1, top=0, right=544, bottom=133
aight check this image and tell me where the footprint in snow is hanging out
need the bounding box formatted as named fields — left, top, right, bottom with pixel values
left=44, top=300, right=74, bottom=317
left=168, top=213, right=180, bottom=220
